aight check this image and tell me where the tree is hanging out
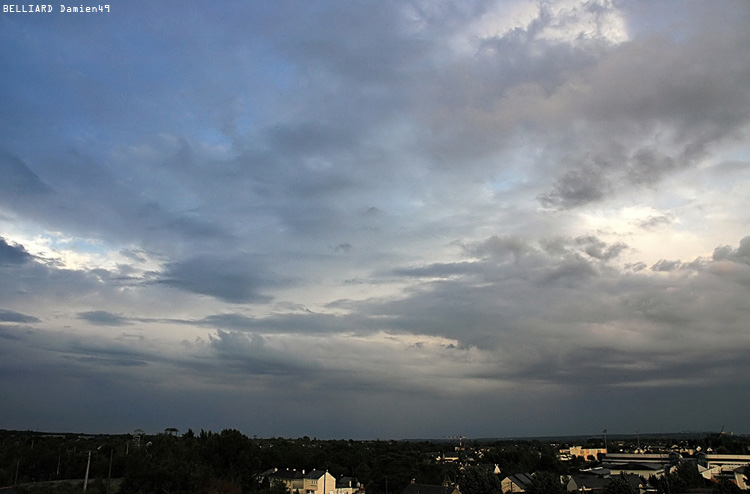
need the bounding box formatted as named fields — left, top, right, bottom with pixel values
left=458, top=466, right=502, bottom=494
left=270, top=479, right=291, bottom=494
left=674, top=462, right=703, bottom=489
left=525, top=471, right=565, bottom=494
left=712, top=479, right=742, bottom=494
left=602, top=475, right=637, bottom=494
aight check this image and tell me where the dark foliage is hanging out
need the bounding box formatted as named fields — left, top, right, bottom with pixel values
left=712, top=478, right=742, bottom=494
left=648, top=462, right=706, bottom=494
left=3, top=429, right=748, bottom=494
left=524, top=471, right=565, bottom=494
left=602, top=475, right=637, bottom=494
left=457, top=466, right=501, bottom=494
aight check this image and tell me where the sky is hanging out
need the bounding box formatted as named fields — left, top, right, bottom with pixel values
left=1, top=0, right=750, bottom=440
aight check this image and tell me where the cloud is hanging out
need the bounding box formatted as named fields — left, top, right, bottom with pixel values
left=539, top=163, right=610, bottom=209
left=713, top=236, right=750, bottom=266
left=651, top=259, right=682, bottom=272
left=575, top=236, right=627, bottom=261
left=0, top=309, right=41, bottom=324
left=207, top=330, right=315, bottom=378
left=0, top=236, right=34, bottom=266
left=78, top=311, right=132, bottom=326
left=0, top=152, right=53, bottom=197
left=638, top=214, right=674, bottom=230
left=158, top=255, right=275, bottom=303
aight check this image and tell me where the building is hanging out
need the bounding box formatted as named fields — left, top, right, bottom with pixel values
left=501, top=473, right=534, bottom=493
left=267, top=469, right=305, bottom=493
left=600, top=452, right=675, bottom=479
left=570, top=446, right=607, bottom=461
left=732, top=466, right=750, bottom=490
left=477, top=464, right=501, bottom=476
left=696, top=453, right=750, bottom=484
left=605, top=462, right=665, bottom=478
left=303, top=470, right=337, bottom=494
left=336, top=476, right=364, bottom=494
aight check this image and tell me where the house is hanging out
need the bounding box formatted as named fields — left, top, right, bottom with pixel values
left=401, top=480, right=460, bottom=494
left=268, top=469, right=305, bottom=493
left=336, top=476, right=364, bottom=494
left=478, top=464, right=501, bottom=476
left=440, top=453, right=460, bottom=463
left=567, top=475, right=610, bottom=493
left=303, top=470, right=337, bottom=494
left=501, top=473, right=534, bottom=493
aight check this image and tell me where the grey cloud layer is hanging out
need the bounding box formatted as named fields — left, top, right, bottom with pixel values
left=1, top=0, right=750, bottom=437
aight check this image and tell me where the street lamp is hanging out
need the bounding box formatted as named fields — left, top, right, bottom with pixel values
left=84, top=444, right=114, bottom=494
left=83, top=451, right=92, bottom=493
left=98, top=444, right=114, bottom=494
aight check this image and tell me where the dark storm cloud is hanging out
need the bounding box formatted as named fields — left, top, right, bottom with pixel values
left=198, top=310, right=357, bottom=336
left=0, top=236, right=34, bottom=265
left=158, top=255, right=275, bottom=304
left=349, top=235, right=750, bottom=390
left=62, top=339, right=152, bottom=368
left=391, top=262, right=482, bottom=279
left=575, top=236, right=628, bottom=261
left=521, top=3, right=750, bottom=208
left=0, top=240, right=157, bottom=316
left=264, top=122, right=359, bottom=159
left=0, top=146, right=236, bottom=256
left=207, top=330, right=315, bottom=378
left=713, top=236, right=750, bottom=265
left=0, top=152, right=53, bottom=197
left=539, top=163, right=609, bottom=209
left=465, top=234, right=626, bottom=266
left=411, top=4, right=611, bottom=167
left=0, top=309, right=41, bottom=324
left=78, top=311, right=132, bottom=326
left=63, top=354, right=149, bottom=368
left=475, top=14, right=605, bottom=93
left=465, top=235, right=533, bottom=260
left=651, top=259, right=682, bottom=272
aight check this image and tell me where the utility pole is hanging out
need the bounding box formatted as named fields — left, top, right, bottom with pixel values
left=83, top=450, right=92, bottom=493
left=636, top=430, right=640, bottom=451
left=106, top=447, right=113, bottom=494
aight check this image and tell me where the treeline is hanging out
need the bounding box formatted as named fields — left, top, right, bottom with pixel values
left=0, top=429, right=569, bottom=493
left=116, top=430, right=567, bottom=494
left=1, top=429, right=748, bottom=494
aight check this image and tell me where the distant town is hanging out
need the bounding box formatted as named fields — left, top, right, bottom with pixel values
left=2, top=428, right=749, bottom=494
